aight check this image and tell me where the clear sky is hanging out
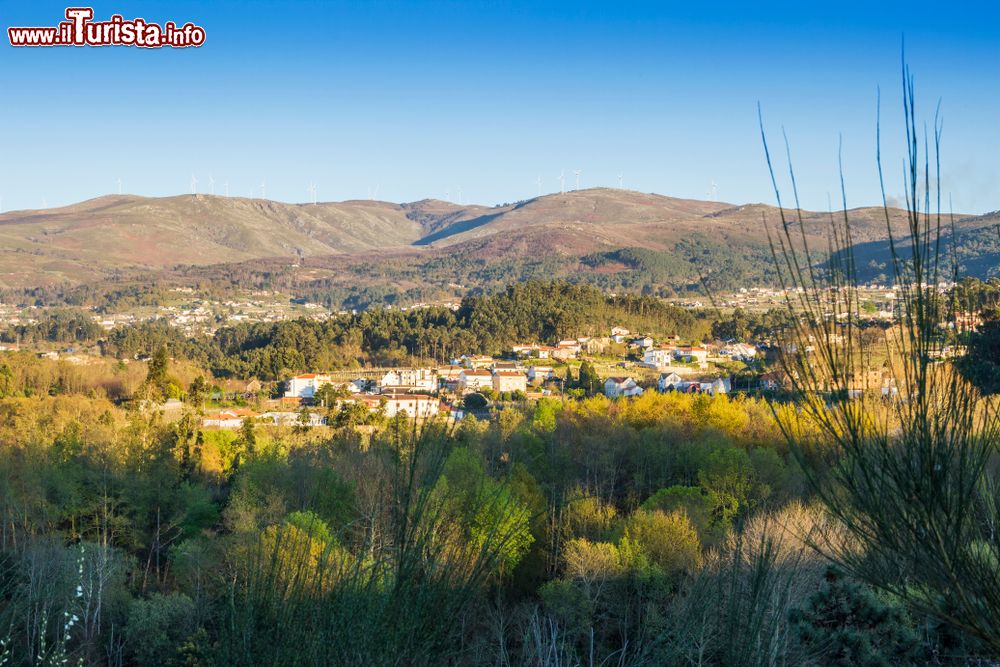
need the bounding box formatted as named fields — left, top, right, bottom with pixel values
left=0, top=1, right=997, bottom=213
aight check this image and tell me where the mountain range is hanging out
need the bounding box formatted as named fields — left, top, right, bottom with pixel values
left=1, top=188, right=995, bottom=303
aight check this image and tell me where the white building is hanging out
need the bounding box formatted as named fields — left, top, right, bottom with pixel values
left=551, top=341, right=581, bottom=361
left=670, top=377, right=731, bottom=396
left=342, top=393, right=442, bottom=419
left=491, top=361, right=521, bottom=372
left=676, top=346, right=709, bottom=364
left=512, top=344, right=553, bottom=358
left=643, top=347, right=677, bottom=368
left=203, top=409, right=259, bottom=429
left=657, top=372, right=683, bottom=392
left=492, top=371, right=528, bottom=394
left=459, top=355, right=494, bottom=369
left=604, top=377, right=644, bottom=398
left=379, top=368, right=437, bottom=393
left=720, top=343, right=757, bottom=361
left=629, top=337, right=654, bottom=350
left=458, top=369, right=493, bottom=393
left=381, top=394, right=441, bottom=418
left=528, top=365, right=554, bottom=383
left=285, top=373, right=333, bottom=399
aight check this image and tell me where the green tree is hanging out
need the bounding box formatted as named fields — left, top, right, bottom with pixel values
left=790, top=568, right=919, bottom=666
left=125, top=593, right=197, bottom=666
left=0, top=362, right=14, bottom=398
left=622, top=509, right=702, bottom=576
left=235, top=417, right=257, bottom=463
left=188, top=375, right=209, bottom=409
left=960, top=318, right=1000, bottom=394
left=578, top=361, right=600, bottom=397
left=147, top=344, right=170, bottom=390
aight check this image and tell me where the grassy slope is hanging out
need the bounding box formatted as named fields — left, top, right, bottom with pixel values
left=0, top=188, right=990, bottom=299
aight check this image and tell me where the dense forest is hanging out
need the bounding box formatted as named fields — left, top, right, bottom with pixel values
left=0, top=310, right=104, bottom=346
left=0, top=386, right=962, bottom=666
left=42, top=281, right=708, bottom=380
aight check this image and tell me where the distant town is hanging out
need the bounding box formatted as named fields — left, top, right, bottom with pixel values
left=0, top=278, right=981, bottom=433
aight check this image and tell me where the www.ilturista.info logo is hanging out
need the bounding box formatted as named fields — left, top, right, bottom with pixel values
left=8, top=7, right=205, bottom=48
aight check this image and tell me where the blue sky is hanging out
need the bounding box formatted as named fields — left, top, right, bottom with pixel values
left=0, top=1, right=997, bottom=213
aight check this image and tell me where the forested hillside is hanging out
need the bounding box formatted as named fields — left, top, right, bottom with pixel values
left=101, top=281, right=709, bottom=379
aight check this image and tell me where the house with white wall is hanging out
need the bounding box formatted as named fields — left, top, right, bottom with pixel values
left=528, top=366, right=554, bottom=383
left=492, top=371, right=528, bottom=394
left=285, top=374, right=334, bottom=399
left=458, top=369, right=493, bottom=393
left=604, top=377, right=643, bottom=398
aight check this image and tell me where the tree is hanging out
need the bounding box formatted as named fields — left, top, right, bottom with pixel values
left=188, top=376, right=209, bottom=409
left=0, top=363, right=14, bottom=398
left=147, top=344, right=169, bottom=390
left=790, top=568, right=919, bottom=665
left=712, top=307, right=752, bottom=342
left=296, top=407, right=313, bottom=431
left=236, top=418, right=257, bottom=462
left=959, top=318, right=1000, bottom=394
left=314, top=381, right=348, bottom=408
left=561, top=538, right=623, bottom=606
left=463, top=393, right=488, bottom=410
left=622, top=509, right=702, bottom=576
left=564, top=365, right=575, bottom=389
left=578, top=361, right=600, bottom=397
left=333, top=401, right=369, bottom=428
left=642, top=485, right=722, bottom=546
left=125, top=593, right=198, bottom=666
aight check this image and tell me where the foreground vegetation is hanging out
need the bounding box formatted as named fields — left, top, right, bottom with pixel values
left=4, top=387, right=964, bottom=665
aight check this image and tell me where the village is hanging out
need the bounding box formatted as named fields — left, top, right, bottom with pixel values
left=0, top=281, right=980, bottom=433
left=196, top=322, right=903, bottom=430
left=0, top=283, right=924, bottom=344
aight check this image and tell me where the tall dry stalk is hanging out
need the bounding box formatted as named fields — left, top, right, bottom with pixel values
left=761, top=58, right=1000, bottom=654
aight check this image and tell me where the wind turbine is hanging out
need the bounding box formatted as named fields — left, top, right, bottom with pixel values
left=308, top=183, right=317, bottom=204
left=224, top=181, right=229, bottom=197
left=260, top=180, right=266, bottom=199
left=536, top=174, right=542, bottom=197
left=117, top=177, right=122, bottom=195
left=573, top=170, right=581, bottom=191
left=617, top=173, right=623, bottom=189
left=373, top=184, right=380, bottom=200
left=457, top=186, right=463, bottom=205
left=190, top=173, right=198, bottom=195
left=708, top=180, right=717, bottom=201
left=0, top=196, right=4, bottom=214
left=209, top=174, right=215, bottom=196
left=558, top=170, right=565, bottom=194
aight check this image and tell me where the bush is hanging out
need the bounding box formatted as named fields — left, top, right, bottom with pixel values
left=125, top=593, right=197, bottom=666
left=622, top=509, right=702, bottom=576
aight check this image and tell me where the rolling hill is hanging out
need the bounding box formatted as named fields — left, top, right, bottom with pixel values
left=837, top=211, right=1000, bottom=283
left=0, top=188, right=992, bottom=306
